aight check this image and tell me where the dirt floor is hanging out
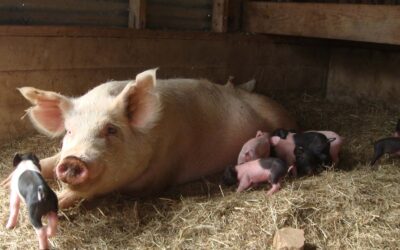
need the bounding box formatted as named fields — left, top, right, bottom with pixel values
left=0, top=93, right=399, bottom=249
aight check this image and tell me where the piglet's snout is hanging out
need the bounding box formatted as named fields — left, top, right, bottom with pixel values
left=56, top=156, right=89, bottom=185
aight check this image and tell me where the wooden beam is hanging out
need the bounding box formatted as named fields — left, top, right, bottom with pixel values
left=243, top=2, right=400, bottom=45
left=129, top=0, right=146, bottom=29
left=212, top=0, right=229, bottom=32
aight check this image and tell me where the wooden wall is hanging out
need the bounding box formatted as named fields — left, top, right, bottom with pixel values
left=244, top=2, right=400, bottom=46
left=326, top=46, right=400, bottom=103
left=243, top=1, right=400, bottom=104
left=0, top=26, right=329, bottom=143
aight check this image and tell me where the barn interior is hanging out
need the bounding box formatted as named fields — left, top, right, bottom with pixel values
left=0, top=1, right=399, bottom=249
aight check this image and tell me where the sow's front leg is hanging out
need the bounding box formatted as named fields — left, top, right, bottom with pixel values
left=40, top=152, right=61, bottom=179
left=58, top=188, right=83, bottom=209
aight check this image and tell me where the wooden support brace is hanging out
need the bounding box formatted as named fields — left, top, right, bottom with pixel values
left=212, top=0, right=229, bottom=32
left=243, top=2, right=400, bottom=46
left=129, top=0, right=146, bottom=29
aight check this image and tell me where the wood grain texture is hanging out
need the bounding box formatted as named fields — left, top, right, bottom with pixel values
left=129, top=0, right=146, bottom=29
left=243, top=2, right=400, bottom=45
left=212, top=0, right=229, bottom=32
left=327, top=48, right=400, bottom=103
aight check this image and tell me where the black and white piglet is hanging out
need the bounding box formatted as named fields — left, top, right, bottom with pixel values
left=6, top=153, right=58, bottom=250
left=222, top=157, right=292, bottom=196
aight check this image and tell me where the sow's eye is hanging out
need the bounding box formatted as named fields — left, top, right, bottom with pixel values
left=104, top=124, right=118, bottom=137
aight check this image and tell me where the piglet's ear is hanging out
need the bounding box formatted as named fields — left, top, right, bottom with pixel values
left=27, top=153, right=41, bottom=170
left=114, top=68, right=161, bottom=131
left=270, top=136, right=281, bottom=145
left=13, top=153, right=22, bottom=168
left=18, top=87, right=72, bottom=137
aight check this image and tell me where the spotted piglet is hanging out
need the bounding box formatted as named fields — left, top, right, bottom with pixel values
left=371, top=137, right=400, bottom=166
left=271, top=130, right=337, bottom=176
left=223, top=158, right=291, bottom=196
left=6, top=153, right=58, bottom=250
left=237, top=130, right=270, bottom=165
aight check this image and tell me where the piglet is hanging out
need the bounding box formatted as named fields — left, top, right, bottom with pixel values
left=271, top=131, right=336, bottom=177
left=270, top=131, right=296, bottom=168
left=309, top=131, right=343, bottom=164
left=371, top=137, right=400, bottom=166
left=6, top=153, right=58, bottom=250
left=294, top=132, right=333, bottom=165
left=293, top=142, right=333, bottom=176
left=293, top=146, right=318, bottom=176
left=271, top=128, right=297, bottom=139
left=222, top=157, right=290, bottom=196
left=237, top=131, right=270, bottom=165
left=271, top=131, right=337, bottom=164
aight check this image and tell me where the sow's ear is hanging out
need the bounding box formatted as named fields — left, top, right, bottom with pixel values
left=18, top=87, right=72, bottom=137
left=114, top=68, right=161, bottom=131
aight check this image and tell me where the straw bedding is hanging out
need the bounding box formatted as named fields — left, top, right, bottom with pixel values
left=0, top=93, right=399, bottom=249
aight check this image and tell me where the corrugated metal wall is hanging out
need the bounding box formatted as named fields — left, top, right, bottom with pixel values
left=0, top=0, right=213, bottom=30
left=0, top=0, right=129, bottom=27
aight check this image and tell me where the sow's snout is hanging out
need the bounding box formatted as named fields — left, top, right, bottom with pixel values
left=56, top=156, right=89, bottom=185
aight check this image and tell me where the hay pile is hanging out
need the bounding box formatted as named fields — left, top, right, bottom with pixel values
left=1, top=93, right=399, bottom=249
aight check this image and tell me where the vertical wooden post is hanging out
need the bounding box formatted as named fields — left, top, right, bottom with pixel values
left=129, top=0, right=146, bottom=29
left=229, top=0, right=242, bottom=32
left=212, top=0, right=229, bottom=32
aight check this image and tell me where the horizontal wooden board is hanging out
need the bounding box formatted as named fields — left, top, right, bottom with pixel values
left=243, top=2, right=400, bottom=45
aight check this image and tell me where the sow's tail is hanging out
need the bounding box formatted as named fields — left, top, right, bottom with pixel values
left=37, top=185, right=45, bottom=201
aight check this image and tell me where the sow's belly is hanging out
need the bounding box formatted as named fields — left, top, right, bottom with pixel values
left=174, top=122, right=272, bottom=184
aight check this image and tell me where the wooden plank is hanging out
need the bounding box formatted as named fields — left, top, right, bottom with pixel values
left=212, top=0, right=229, bottom=32
left=0, top=34, right=237, bottom=71
left=0, top=25, right=276, bottom=41
left=146, top=16, right=211, bottom=30
left=243, top=2, right=400, bottom=45
left=129, top=0, right=146, bottom=29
